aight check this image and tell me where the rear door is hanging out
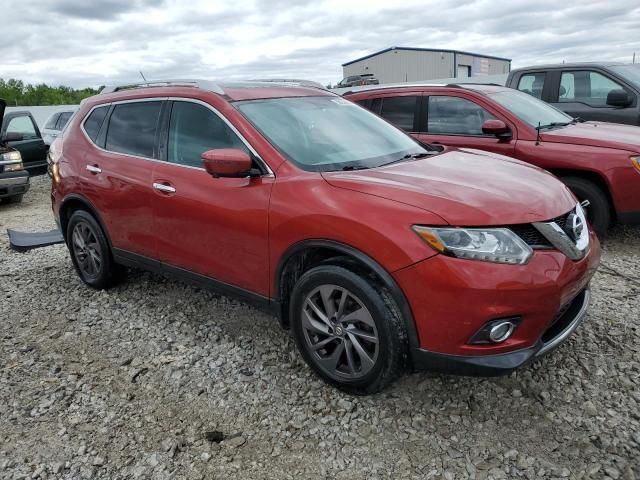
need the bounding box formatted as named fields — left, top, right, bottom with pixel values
left=551, top=68, right=638, bottom=124
left=367, top=93, right=421, bottom=133
left=81, top=100, right=160, bottom=258
left=150, top=99, right=273, bottom=296
left=1, top=112, right=47, bottom=168
left=415, top=93, right=516, bottom=157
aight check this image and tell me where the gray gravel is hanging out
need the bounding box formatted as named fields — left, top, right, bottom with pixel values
left=1, top=175, right=639, bottom=480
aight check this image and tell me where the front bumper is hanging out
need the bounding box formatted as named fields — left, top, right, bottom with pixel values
left=410, top=288, right=591, bottom=376
left=0, top=171, right=30, bottom=199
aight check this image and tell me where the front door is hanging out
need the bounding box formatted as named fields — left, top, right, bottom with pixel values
left=151, top=100, right=273, bottom=296
left=415, top=94, right=516, bottom=157
left=2, top=113, right=47, bottom=168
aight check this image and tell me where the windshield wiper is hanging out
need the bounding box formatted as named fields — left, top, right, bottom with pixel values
left=537, top=121, right=572, bottom=130
left=341, top=165, right=368, bottom=171
left=380, top=151, right=435, bottom=167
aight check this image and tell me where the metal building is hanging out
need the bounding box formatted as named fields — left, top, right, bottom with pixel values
left=342, top=47, right=511, bottom=84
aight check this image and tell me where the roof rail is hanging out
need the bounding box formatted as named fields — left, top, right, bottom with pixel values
left=445, top=83, right=505, bottom=88
left=100, top=79, right=225, bottom=95
left=251, top=78, right=327, bottom=90
left=332, top=82, right=447, bottom=96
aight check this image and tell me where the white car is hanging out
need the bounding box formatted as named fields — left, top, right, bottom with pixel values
left=42, top=110, right=76, bottom=145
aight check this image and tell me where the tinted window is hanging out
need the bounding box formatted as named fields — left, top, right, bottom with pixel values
left=379, top=96, right=417, bottom=131
left=45, top=113, right=60, bottom=130
left=517, top=72, right=546, bottom=99
left=168, top=102, right=247, bottom=168
left=6, top=115, right=38, bottom=139
left=559, top=71, right=626, bottom=107
left=427, top=96, right=496, bottom=135
left=55, top=112, right=73, bottom=130
left=83, top=106, right=109, bottom=143
left=105, top=102, right=161, bottom=158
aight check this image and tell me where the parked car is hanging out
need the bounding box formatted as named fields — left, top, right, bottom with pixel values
left=50, top=80, right=600, bottom=393
left=336, top=74, right=379, bottom=88
left=0, top=100, right=30, bottom=203
left=344, top=84, right=640, bottom=236
left=252, top=79, right=325, bottom=89
left=0, top=107, right=48, bottom=172
left=42, top=109, right=76, bottom=145
left=506, top=63, right=640, bottom=126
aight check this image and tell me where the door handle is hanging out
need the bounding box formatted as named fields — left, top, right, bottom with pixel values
left=153, top=182, right=176, bottom=194
left=86, top=164, right=101, bottom=174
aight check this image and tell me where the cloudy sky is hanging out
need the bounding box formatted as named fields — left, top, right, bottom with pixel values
left=3, top=0, right=640, bottom=88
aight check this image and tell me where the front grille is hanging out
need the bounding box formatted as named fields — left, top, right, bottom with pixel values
left=508, top=210, right=573, bottom=248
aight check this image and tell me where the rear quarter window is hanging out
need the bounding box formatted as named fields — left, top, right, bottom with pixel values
left=83, top=106, right=109, bottom=143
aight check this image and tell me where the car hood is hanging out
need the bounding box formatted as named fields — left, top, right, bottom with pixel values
left=541, top=122, right=640, bottom=152
left=322, top=149, right=577, bottom=226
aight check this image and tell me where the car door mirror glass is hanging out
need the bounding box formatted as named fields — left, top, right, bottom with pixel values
left=201, top=149, right=253, bottom=178
left=606, top=89, right=632, bottom=107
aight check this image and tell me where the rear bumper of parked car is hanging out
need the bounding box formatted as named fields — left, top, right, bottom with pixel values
left=0, top=171, right=30, bottom=199
left=393, top=231, right=601, bottom=375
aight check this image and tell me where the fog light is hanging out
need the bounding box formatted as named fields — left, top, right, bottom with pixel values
left=489, top=321, right=515, bottom=343
left=469, top=317, right=521, bottom=344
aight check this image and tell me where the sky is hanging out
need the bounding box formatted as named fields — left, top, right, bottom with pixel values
left=2, top=0, right=640, bottom=88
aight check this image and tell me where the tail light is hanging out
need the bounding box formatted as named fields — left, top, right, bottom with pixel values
left=48, top=137, right=63, bottom=181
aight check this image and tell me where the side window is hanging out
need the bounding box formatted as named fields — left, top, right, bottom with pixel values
left=83, top=106, right=109, bottom=143
left=427, top=96, right=496, bottom=135
left=55, top=112, right=73, bottom=130
left=167, top=101, right=247, bottom=168
left=6, top=115, right=38, bottom=139
left=559, top=70, right=627, bottom=107
left=517, top=72, right=546, bottom=99
left=379, top=96, right=417, bottom=131
left=105, top=102, right=162, bottom=158
left=45, top=113, right=60, bottom=130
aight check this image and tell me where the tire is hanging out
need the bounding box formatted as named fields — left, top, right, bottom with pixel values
left=561, top=177, right=611, bottom=237
left=66, top=210, right=124, bottom=289
left=290, top=265, right=408, bottom=394
left=3, top=195, right=23, bottom=204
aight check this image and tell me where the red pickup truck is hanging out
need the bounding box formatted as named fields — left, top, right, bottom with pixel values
left=344, top=84, right=640, bottom=236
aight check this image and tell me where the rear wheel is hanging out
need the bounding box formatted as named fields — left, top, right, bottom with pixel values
left=561, top=177, right=611, bottom=237
left=66, top=210, right=124, bottom=289
left=290, top=265, right=408, bottom=394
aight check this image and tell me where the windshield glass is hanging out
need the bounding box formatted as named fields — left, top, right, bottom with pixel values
left=489, top=89, right=573, bottom=128
left=609, top=64, right=640, bottom=88
left=236, top=96, right=428, bottom=171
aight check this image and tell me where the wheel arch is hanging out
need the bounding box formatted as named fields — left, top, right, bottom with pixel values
left=274, top=239, right=420, bottom=351
left=548, top=168, right=616, bottom=217
left=59, top=194, right=113, bottom=246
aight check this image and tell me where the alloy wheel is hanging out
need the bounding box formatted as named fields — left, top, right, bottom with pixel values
left=301, top=284, right=379, bottom=380
left=71, top=222, right=102, bottom=279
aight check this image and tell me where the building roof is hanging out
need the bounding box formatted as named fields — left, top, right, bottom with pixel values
left=509, top=62, right=627, bottom=72
left=342, top=47, right=512, bottom=67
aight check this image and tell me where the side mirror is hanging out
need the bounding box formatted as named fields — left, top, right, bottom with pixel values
left=606, top=89, right=632, bottom=108
left=201, top=148, right=254, bottom=178
left=2, top=132, right=24, bottom=142
left=482, top=119, right=511, bottom=139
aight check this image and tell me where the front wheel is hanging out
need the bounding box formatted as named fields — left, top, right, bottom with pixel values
left=561, top=177, right=611, bottom=237
left=290, top=265, right=408, bottom=394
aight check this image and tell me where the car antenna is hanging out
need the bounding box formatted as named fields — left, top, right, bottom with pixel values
left=139, top=71, right=147, bottom=82
left=535, top=121, right=542, bottom=145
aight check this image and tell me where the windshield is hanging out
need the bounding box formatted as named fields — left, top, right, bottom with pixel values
left=489, top=89, right=573, bottom=128
left=609, top=64, right=640, bottom=88
left=236, top=96, right=428, bottom=171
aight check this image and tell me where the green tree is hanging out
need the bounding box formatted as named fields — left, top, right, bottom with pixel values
left=0, top=78, right=100, bottom=106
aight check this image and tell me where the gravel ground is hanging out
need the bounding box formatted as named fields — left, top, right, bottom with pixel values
left=1, top=175, right=639, bottom=480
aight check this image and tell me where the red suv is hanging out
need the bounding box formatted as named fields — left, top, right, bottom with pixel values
left=344, top=84, right=640, bottom=236
left=50, top=80, right=600, bottom=393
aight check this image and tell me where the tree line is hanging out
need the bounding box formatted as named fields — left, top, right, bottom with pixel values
left=0, top=78, right=100, bottom=106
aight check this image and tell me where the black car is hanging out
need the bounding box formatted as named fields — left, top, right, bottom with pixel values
left=336, top=74, right=380, bottom=88
left=0, top=100, right=30, bottom=204
left=506, top=62, right=640, bottom=126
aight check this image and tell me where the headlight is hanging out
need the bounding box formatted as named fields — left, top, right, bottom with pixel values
left=631, top=155, right=640, bottom=173
left=413, top=226, right=533, bottom=265
left=1, top=150, right=23, bottom=171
